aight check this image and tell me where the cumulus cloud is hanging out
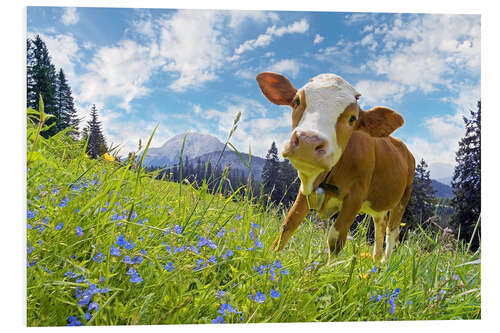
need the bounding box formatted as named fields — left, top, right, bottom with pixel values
left=366, top=14, right=480, bottom=93
left=158, top=10, right=227, bottom=91
left=313, top=34, right=324, bottom=44
left=234, top=18, right=309, bottom=56
left=266, top=59, right=301, bottom=78
left=62, top=7, right=79, bottom=25
left=79, top=39, right=164, bottom=112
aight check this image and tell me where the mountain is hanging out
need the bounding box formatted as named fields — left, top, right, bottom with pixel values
left=142, top=132, right=225, bottom=168
left=431, top=179, right=453, bottom=199
left=436, top=176, right=452, bottom=186
left=195, top=150, right=266, bottom=181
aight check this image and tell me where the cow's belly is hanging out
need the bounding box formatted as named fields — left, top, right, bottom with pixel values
left=317, top=196, right=386, bottom=220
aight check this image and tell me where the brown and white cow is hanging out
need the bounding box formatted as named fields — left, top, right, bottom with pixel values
left=256, top=72, right=415, bottom=261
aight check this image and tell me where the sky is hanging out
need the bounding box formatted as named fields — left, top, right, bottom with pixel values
left=26, top=6, right=480, bottom=182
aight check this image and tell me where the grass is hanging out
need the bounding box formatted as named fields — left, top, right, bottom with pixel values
left=26, top=111, right=480, bottom=326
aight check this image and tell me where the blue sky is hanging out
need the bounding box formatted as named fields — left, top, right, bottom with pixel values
left=27, top=7, right=480, bottom=181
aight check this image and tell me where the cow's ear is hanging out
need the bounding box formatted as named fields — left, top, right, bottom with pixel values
left=356, top=106, right=404, bottom=137
left=256, top=72, right=297, bottom=106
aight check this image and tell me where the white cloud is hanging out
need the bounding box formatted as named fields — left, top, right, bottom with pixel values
left=360, top=33, right=378, bottom=51
left=62, top=7, right=79, bottom=25
left=313, top=34, right=324, bottom=44
left=79, top=39, right=164, bottom=112
left=266, top=59, right=301, bottom=78
left=227, top=10, right=279, bottom=29
left=367, top=14, right=480, bottom=93
left=406, top=83, right=480, bottom=179
left=234, top=18, right=309, bottom=56
left=355, top=80, right=406, bottom=106
left=158, top=10, right=227, bottom=91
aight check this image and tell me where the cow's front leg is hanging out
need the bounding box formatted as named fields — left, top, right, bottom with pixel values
left=327, top=193, right=363, bottom=256
left=271, top=191, right=309, bottom=251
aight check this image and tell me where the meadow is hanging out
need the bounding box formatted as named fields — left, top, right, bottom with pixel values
left=26, top=107, right=480, bottom=326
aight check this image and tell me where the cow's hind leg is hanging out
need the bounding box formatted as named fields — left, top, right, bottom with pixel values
left=384, top=187, right=412, bottom=262
left=372, top=214, right=387, bottom=261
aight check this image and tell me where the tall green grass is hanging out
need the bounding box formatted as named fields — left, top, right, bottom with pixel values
left=26, top=109, right=480, bottom=326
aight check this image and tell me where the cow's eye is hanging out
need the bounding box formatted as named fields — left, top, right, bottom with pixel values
left=295, top=98, right=300, bottom=107
left=349, top=115, right=356, bottom=124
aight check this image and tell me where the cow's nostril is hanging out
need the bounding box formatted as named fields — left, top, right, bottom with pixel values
left=315, top=141, right=328, bottom=155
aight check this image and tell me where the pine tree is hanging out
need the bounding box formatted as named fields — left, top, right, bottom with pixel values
left=55, top=68, right=79, bottom=135
left=261, top=141, right=281, bottom=204
left=276, top=160, right=300, bottom=207
left=85, top=105, right=108, bottom=158
left=451, top=101, right=481, bottom=250
left=403, top=158, right=437, bottom=228
left=27, top=35, right=58, bottom=137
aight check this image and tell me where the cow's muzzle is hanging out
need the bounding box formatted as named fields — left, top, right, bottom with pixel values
left=282, top=130, right=332, bottom=170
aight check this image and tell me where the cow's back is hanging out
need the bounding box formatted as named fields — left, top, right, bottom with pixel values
left=365, top=135, right=415, bottom=211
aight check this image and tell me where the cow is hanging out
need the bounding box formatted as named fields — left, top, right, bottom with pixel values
left=256, top=72, right=415, bottom=261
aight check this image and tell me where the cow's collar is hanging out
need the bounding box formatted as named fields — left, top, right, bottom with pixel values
left=319, top=168, right=338, bottom=194
left=306, top=168, right=338, bottom=211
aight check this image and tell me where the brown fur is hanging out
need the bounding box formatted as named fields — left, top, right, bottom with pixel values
left=258, top=72, right=415, bottom=259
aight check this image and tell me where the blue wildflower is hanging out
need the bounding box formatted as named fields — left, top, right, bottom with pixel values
left=173, top=225, right=183, bottom=234
left=55, top=222, right=63, bottom=231
left=84, top=312, right=91, bottom=321
left=212, top=315, right=225, bottom=324
left=27, top=209, right=36, bottom=219
left=78, top=294, right=92, bottom=306
left=190, top=245, right=200, bottom=255
left=27, top=244, right=34, bottom=255
left=254, top=238, right=263, bottom=248
left=216, top=227, right=226, bottom=238
left=164, top=262, right=175, bottom=272
left=122, top=255, right=133, bottom=264
left=235, top=214, right=243, bottom=220
left=249, top=229, right=255, bottom=240
left=58, top=197, right=70, bottom=208
left=270, top=289, right=280, bottom=299
left=216, top=290, right=225, bottom=299
left=88, top=302, right=99, bottom=312
left=208, top=255, right=217, bottom=264
left=75, top=226, right=83, bottom=237
left=249, top=291, right=266, bottom=303
left=273, top=259, right=283, bottom=269
left=64, top=270, right=77, bottom=279
left=67, top=316, right=82, bottom=326
left=132, top=256, right=144, bottom=264
left=281, top=269, right=289, bottom=276
left=371, top=267, right=378, bottom=273
left=93, top=252, right=106, bottom=263
left=222, top=249, right=233, bottom=259
left=110, top=245, right=120, bottom=256
left=251, top=223, right=260, bottom=229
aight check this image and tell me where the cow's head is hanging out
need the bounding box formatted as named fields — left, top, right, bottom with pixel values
left=256, top=72, right=404, bottom=195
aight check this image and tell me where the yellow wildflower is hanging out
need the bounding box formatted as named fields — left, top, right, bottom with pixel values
left=400, top=222, right=407, bottom=227
left=359, top=273, right=369, bottom=279
left=104, top=152, right=115, bottom=162
left=359, top=252, right=372, bottom=259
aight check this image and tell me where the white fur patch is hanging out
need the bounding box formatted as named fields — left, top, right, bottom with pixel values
left=384, top=228, right=399, bottom=261
left=292, top=74, right=359, bottom=193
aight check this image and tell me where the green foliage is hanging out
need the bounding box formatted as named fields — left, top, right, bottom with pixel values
left=451, top=101, right=481, bottom=251
left=261, top=141, right=300, bottom=207
left=27, top=35, right=79, bottom=138
left=84, top=104, right=108, bottom=158
left=403, top=158, right=437, bottom=229
left=26, top=118, right=480, bottom=326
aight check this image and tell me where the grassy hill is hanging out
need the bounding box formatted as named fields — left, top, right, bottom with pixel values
left=26, top=119, right=480, bottom=326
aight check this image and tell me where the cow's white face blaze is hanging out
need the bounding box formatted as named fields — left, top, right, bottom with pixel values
left=290, top=74, right=360, bottom=194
